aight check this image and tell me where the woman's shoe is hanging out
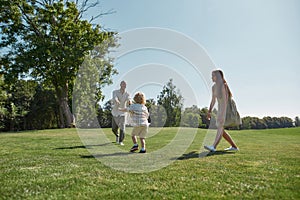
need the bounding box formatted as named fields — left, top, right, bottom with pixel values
left=204, top=145, right=216, bottom=152
left=224, top=146, right=239, bottom=151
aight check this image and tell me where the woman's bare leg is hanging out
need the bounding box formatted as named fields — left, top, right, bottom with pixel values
left=222, top=130, right=238, bottom=148
left=213, top=126, right=224, bottom=148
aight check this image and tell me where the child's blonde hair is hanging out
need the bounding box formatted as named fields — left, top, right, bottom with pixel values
left=133, top=92, right=146, bottom=105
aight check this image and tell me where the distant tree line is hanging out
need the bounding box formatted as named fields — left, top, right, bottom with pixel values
left=1, top=77, right=297, bottom=132
left=98, top=78, right=298, bottom=130
left=98, top=102, right=297, bottom=130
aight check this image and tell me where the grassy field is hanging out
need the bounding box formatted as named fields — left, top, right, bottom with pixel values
left=0, top=127, right=299, bottom=199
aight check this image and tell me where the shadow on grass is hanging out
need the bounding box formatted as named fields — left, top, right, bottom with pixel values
left=177, top=150, right=236, bottom=160
left=81, top=152, right=132, bottom=158
left=177, top=151, right=200, bottom=160
left=53, top=143, right=111, bottom=150
left=206, top=150, right=236, bottom=157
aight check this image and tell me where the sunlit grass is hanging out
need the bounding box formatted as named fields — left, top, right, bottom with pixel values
left=0, top=127, right=299, bottom=199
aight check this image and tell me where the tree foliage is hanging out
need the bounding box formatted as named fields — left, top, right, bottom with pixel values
left=0, top=75, right=8, bottom=129
left=26, top=84, right=59, bottom=130
left=97, top=100, right=113, bottom=128
left=0, top=0, right=117, bottom=128
left=5, top=79, right=37, bottom=131
left=181, top=105, right=201, bottom=128
left=157, top=79, right=183, bottom=127
left=242, top=116, right=294, bottom=129
left=0, top=77, right=59, bottom=131
left=0, top=79, right=297, bottom=131
left=146, top=99, right=167, bottom=127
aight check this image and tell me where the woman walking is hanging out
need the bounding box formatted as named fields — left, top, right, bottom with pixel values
left=204, top=70, right=239, bottom=152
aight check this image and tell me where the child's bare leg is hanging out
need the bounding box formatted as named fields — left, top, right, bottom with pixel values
left=132, top=135, right=137, bottom=144
left=140, top=138, right=146, bottom=149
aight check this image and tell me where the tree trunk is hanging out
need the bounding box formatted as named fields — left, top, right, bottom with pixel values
left=56, top=84, right=73, bottom=128
left=58, top=104, right=65, bottom=128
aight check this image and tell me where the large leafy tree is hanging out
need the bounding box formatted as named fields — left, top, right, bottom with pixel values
left=0, top=0, right=117, bottom=128
left=157, top=79, right=183, bottom=127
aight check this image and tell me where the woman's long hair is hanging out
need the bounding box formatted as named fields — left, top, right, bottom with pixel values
left=213, top=70, right=232, bottom=98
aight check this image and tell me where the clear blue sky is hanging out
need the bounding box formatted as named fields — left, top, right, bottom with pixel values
left=84, top=0, right=300, bottom=119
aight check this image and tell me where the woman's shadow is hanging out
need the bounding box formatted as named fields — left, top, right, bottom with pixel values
left=178, top=150, right=236, bottom=160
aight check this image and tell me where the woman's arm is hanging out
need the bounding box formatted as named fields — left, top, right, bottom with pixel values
left=207, top=86, right=216, bottom=119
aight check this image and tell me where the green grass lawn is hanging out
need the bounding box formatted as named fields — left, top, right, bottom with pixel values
left=0, top=127, right=299, bottom=199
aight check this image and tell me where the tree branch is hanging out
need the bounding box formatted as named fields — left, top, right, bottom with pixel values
left=89, top=9, right=116, bottom=23
left=17, top=4, right=43, bottom=38
left=75, top=0, right=115, bottom=23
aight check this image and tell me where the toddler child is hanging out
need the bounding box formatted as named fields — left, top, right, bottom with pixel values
left=119, top=92, right=149, bottom=153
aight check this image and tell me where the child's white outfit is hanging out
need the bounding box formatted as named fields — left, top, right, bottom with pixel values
left=126, top=104, right=149, bottom=138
